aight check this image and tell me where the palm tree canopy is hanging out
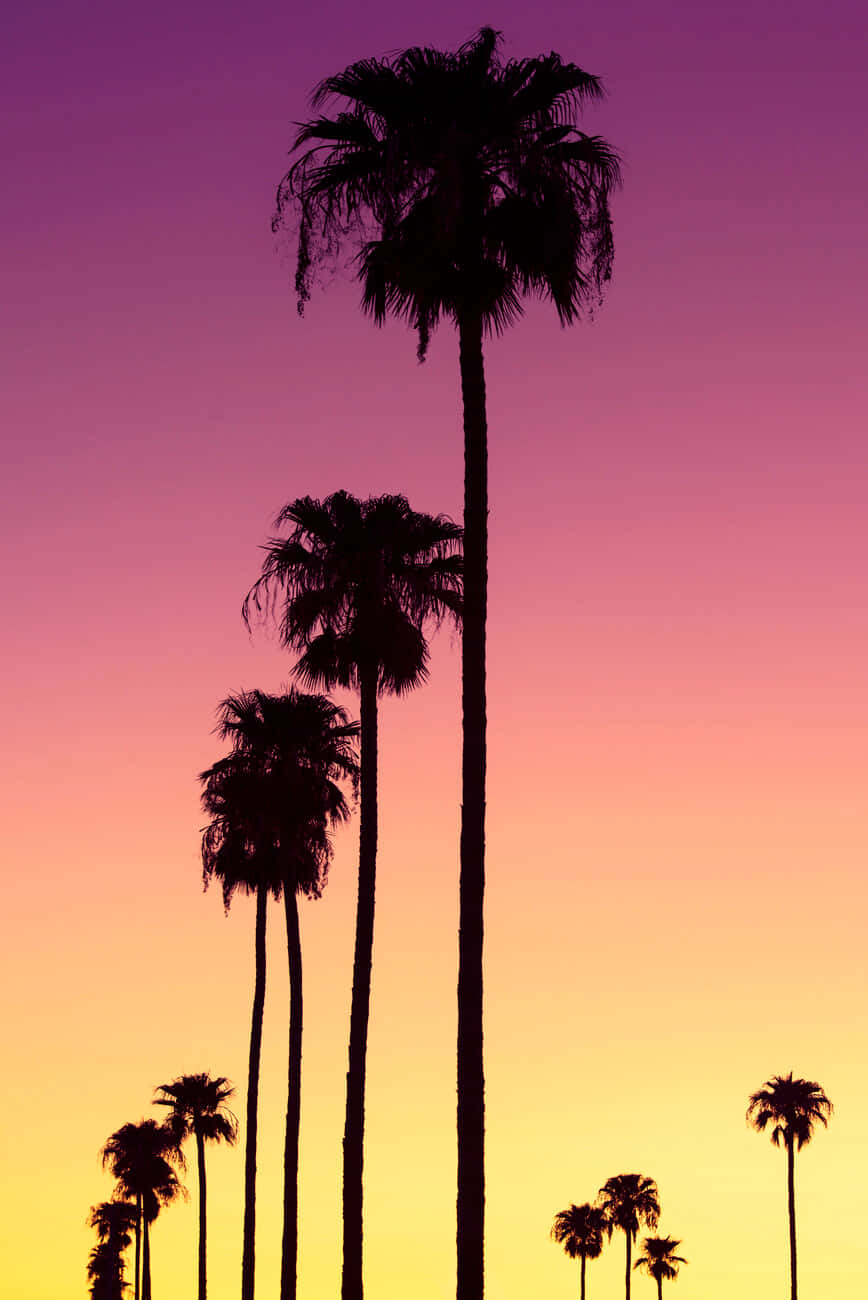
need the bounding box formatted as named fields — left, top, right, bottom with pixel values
left=242, top=492, right=462, bottom=694
left=746, top=1072, right=833, bottom=1151
left=200, top=688, right=359, bottom=909
left=100, top=1120, right=185, bottom=1222
left=551, top=1202, right=607, bottom=1260
left=598, top=1174, right=660, bottom=1242
left=278, top=27, right=620, bottom=358
left=634, top=1236, right=686, bottom=1283
left=153, top=1073, right=239, bottom=1148
left=87, top=1201, right=138, bottom=1245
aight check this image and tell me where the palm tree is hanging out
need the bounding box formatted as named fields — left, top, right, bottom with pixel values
left=152, top=1073, right=238, bottom=1300
left=598, top=1175, right=660, bottom=1300
left=551, top=1203, right=607, bottom=1300
left=100, top=1120, right=183, bottom=1300
left=87, top=1202, right=137, bottom=1300
left=634, top=1236, right=686, bottom=1300
left=202, top=687, right=359, bottom=1300
left=746, top=1072, right=832, bottom=1300
left=278, top=33, right=619, bottom=1300
left=243, top=491, right=461, bottom=1300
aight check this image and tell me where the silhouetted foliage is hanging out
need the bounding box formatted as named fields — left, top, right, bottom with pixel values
left=598, top=1174, right=660, bottom=1300
left=551, top=1202, right=607, bottom=1300
left=278, top=32, right=618, bottom=1300
left=100, top=1121, right=184, bottom=1300
left=153, top=1074, right=238, bottom=1300
left=634, top=1236, right=686, bottom=1300
left=244, top=491, right=460, bottom=1300
left=747, top=1072, right=832, bottom=1300
left=201, top=688, right=358, bottom=1300
left=87, top=1202, right=137, bottom=1300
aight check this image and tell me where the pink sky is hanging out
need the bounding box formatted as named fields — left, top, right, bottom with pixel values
left=3, top=1, right=867, bottom=1297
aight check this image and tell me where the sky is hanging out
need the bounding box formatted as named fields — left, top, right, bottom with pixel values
left=2, top=0, right=867, bottom=1297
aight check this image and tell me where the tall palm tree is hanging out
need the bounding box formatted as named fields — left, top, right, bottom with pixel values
left=100, top=1120, right=183, bottom=1300
left=278, top=33, right=619, bottom=1300
left=551, top=1202, right=607, bottom=1300
left=244, top=491, right=461, bottom=1300
left=746, top=1072, right=832, bottom=1300
left=87, top=1202, right=137, bottom=1300
left=633, top=1236, right=686, bottom=1300
left=152, top=1073, right=238, bottom=1300
left=202, top=688, right=359, bottom=1300
left=598, top=1174, right=660, bottom=1300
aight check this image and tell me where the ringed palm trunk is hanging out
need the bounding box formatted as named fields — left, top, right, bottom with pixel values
left=341, top=664, right=378, bottom=1300
left=194, top=1122, right=207, bottom=1300
left=456, top=309, right=487, bottom=1300
left=241, top=886, right=268, bottom=1300
left=282, top=883, right=303, bottom=1300
left=787, top=1136, right=797, bottom=1300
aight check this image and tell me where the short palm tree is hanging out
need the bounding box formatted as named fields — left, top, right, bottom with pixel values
left=202, top=687, right=358, bottom=1300
left=87, top=1201, right=137, bottom=1300
left=551, top=1202, right=607, bottom=1300
left=100, top=1120, right=183, bottom=1300
left=634, top=1236, right=686, bottom=1300
left=244, top=491, right=460, bottom=1300
left=746, top=1072, right=832, bottom=1300
left=152, top=1073, right=238, bottom=1300
left=279, top=33, right=619, bottom=1300
left=598, top=1174, right=660, bottom=1300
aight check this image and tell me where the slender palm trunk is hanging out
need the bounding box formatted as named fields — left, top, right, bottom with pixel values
left=282, top=885, right=303, bottom=1300
left=580, top=1252, right=586, bottom=1300
left=142, top=1218, right=151, bottom=1300
left=341, top=666, right=379, bottom=1300
left=134, top=1194, right=142, bottom=1300
left=656, top=1277, right=663, bottom=1300
left=624, top=1231, right=632, bottom=1300
left=241, top=886, right=268, bottom=1300
left=456, top=310, right=487, bottom=1300
left=195, top=1124, right=207, bottom=1300
left=787, top=1137, right=797, bottom=1300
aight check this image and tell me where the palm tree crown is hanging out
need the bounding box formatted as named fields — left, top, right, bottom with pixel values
left=634, top=1236, right=686, bottom=1296
left=598, top=1174, right=660, bottom=1300
left=746, top=1072, right=833, bottom=1150
left=551, top=1202, right=606, bottom=1261
left=100, top=1120, right=183, bottom=1300
left=154, top=1073, right=238, bottom=1148
left=280, top=26, right=620, bottom=358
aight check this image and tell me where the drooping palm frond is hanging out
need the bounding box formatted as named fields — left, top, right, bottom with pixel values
left=634, top=1236, right=687, bottom=1282
left=746, top=1072, right=833, bottom=1150
left=551, top=1201, right=607, bottom=1260
left=598, top=1174, right=660, bottom=1241
left=153, top=1073, right=239, bottom=1148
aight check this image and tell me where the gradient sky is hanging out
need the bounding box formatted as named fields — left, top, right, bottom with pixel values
left=3, top=1, right=867, bottom=1297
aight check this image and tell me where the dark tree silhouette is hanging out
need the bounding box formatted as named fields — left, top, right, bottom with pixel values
left=202, top=688, right=359, bottom=1300
left=277, top=32, right=619, bottom=1300
left=244, top=491, right=461, bottom=1300
left=100, top=1121, right=183, bottom=1300
left=87, top=1202, right=137, bottom=1300
left=598, top=1175, right=660, bottom=1300
left=551, top=1202, right=607, bottom=1300
left=746, top=1072, right=832, bottom=1300
left=633, top=1236, right=686, bottom=1300
left=152, top=1073, right=238, bottom=1300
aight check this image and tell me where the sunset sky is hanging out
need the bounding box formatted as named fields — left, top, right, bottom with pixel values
left=3, top=0, right=867, bottom=1297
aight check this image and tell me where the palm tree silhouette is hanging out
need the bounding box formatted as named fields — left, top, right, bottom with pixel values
left=243, top=491, right=460, bottom=1300
left=279, top=34, right=619, bottom=1299
left=202, top=687, right=359, bottom=1300
left=746, top=1071, right=832, bottom=1300
left=152, top=1073, right=238, bottom=1300
left=598, top=1174, right=660, bottom=1300
left=633, top=1236, right=686, bottom=1300
left=100, top=1120, right=183, bottom=1300
left=551, top=1202, right=607, bottom=1300
left=87, top=1201, right=137, bottom=1300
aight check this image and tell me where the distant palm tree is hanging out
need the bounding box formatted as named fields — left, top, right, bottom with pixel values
left=152, top=1073, right=238, bottom=1300
left=202, top=687, right=358, bottom=1300
left=634, top=1236, right=686, bottom=1300
left=598, top=1174, right=660, bottom=1300
left=244, top=490, right=460, bottom=1300
left=100, top=1120, right=183, bottom=1300
left=280, top=38, right=618, bottom=1299
left=747, top=1071, right=832, bottom=1300
left=551, top=1202, right=607, bottom=1300
left=87, top=1202, right=137, bottom=1300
